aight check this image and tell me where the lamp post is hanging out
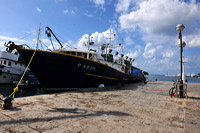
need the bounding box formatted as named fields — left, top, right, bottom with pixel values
left=176, top=24, right=185, bottom=98
left=179, top=41, right=186, bottom=83
left=182, top=55, right=187, bottom=83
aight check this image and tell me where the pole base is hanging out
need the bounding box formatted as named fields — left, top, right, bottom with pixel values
left=2, top=103, right=13, bottom=109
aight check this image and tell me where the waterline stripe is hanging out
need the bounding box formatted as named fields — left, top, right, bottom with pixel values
left=85, top=73, right=117, bottom=80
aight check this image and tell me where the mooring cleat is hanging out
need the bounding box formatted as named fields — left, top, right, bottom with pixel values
left=1, top=96, right=14, bottom=110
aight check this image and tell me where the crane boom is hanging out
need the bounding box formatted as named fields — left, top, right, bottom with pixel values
left=45, top=27, right=63, bottom=48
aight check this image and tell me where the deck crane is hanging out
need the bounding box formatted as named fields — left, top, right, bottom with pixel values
left=45, top=27, right=63, bottom=48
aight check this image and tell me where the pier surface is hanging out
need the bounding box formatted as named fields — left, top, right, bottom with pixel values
left=0, top=81, right=200, bottom=133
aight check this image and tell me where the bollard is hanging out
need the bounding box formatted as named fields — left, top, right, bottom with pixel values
left=1, top=96, right=14, bottom=109
left=144, top=77, right=147, bottom=84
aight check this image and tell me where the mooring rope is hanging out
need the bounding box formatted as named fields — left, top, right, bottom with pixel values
left=9, top=49, right=37, bottom=98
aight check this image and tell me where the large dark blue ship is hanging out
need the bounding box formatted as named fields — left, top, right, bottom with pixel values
left=5, top=27, right=146, bottom=90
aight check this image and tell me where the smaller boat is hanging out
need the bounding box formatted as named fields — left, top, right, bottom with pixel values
left=0, top=42, right=27, bottom=84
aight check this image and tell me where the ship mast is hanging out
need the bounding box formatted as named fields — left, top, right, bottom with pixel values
left=85, top=34, right=94, bottom=51
left=105, top=28, right=116, bottom=60
left=121, top=38, right=124, bottom=55
left=36, top=24, right=41, bottom=49
left=107, top=28, right=115, bottom=44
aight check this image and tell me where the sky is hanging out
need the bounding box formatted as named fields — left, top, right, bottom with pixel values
left=0, top=0, right=200, bottom=75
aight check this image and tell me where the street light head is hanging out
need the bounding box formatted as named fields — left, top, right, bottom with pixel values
left=176, top=24, right=185, bottom=31
left=178, top=41, right=186, bottom=48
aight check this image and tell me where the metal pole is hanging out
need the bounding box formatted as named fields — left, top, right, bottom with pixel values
left=179, top=30, right=184, bottom=98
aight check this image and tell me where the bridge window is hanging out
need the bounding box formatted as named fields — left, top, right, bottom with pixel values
left=77, top=52, right=82, bottom=57
left=83, top=53, right=87, bottom=58
left=89, top=54, right=92, bottom=59
left=8, top=62, right=11, bottom=66
left=71, top=52, right=76, bottom=55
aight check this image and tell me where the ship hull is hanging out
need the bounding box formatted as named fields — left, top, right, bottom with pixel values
left=17, top=49, right=138, bottom=90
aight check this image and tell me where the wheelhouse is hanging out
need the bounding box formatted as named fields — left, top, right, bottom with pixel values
left=55, top=49, right=98, bottom=61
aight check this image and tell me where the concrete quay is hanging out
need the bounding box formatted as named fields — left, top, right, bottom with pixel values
left=0, top=81, right=200, bottom=133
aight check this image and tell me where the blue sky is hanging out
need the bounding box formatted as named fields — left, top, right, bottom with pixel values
left=0, top=0, right=200, bottom=75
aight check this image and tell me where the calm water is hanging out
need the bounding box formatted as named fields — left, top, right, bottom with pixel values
left=145, top=74, right=200, bottom=83
left=0, top=75, right=199, bottom=98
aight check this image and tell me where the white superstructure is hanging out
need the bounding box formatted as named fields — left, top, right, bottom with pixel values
left=0, top=51, right=26, bottom=84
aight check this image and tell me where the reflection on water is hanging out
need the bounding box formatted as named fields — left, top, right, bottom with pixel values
left=0, top=84, right=44, bottom=98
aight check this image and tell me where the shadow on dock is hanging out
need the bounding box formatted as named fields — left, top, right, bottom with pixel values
left=44, top=82, right=144, bottom=94
left=0, top=107, right=132, bottom=125
left=187, top=96, right=200, bottom=100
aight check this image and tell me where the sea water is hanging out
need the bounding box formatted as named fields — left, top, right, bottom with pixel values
left=145, top=75, right=200, bottom=83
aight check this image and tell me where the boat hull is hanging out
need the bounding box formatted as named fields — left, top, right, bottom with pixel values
left=17, top=49, right=140, bottom=90
left=0, top=51, right=26, bottom=84
left=0, top=72, right=22, bottom=84
left=0, top=66, right=24, bottom=84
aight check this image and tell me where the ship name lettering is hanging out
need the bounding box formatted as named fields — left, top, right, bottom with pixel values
left=77, top=63, right=96, bottom=71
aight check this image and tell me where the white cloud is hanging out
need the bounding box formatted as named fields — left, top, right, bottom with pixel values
left=115, top=0, right=143, bottom=13
left=124, top=36, right=134, bottom=45
left=184, top=34, right=200, bottom=47
left=125, top=50, right=138, bottom=59
left=92, top=0, right=105, bottom=6
left=82, top=9, right=95, bottom=17
left=36, top=7, right=42, bottom=12
left=91, top=0, right=105, bottom=11
left=115, top=0, right=131, bottom=13
left=142, top=43, right=162, bottom=58
left=140, top=55, right=180, bottom=74
left=185, top=54, right=200, bottom=70
left=0, top=41, right=6, bottom=49
left=0, top=35, right=20, bottom=42
left=0, top=35, right=33, bottom=48
left=115, top=0, right=200, bottom=74
left=71, top=10, right=75, bottom=14
left=0, top=34, right=57, bottom=50
left=83, top=13, right=95, bottom=18
left=63, top=9, right=69, bottom=14
left=63, top=9, right=76, bottom=15
left=162, top=51, right=175, bottom=58
left=118, top=0, right=200, bottom=35
left=77, top=28, right=117, bottom=50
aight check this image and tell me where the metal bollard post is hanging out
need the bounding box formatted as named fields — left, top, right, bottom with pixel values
left=1, top=96, right=14, bottom=109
